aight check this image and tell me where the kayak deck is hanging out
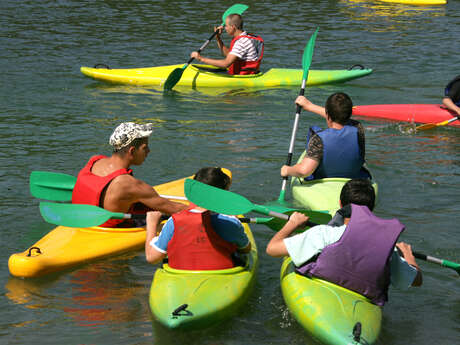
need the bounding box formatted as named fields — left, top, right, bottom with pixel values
left=291, top=151, right=378, bottom=215
left=149, top=222, right=257, bottom=330
left=280, top=257, right=382, bottom=345
left=352, top=104, right=460, bottom=128
left=376, top=0, right=446, bottom=5
left=80, top=64, right=373, bottom=88
left=8, top=176, right=191, bottom=278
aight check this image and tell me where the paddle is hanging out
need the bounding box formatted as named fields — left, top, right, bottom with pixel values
left=184, top=179, right=332, bottom=225
left=30, top=171, right=188, bottom=202
left=239, top=216, right=317, bottom=231
left=163, top=3, right=249, bottom=91
left=413, top=251, right=460, bottom=276
left=278, top=28, right=319, bottom=203
left=415, top=116, right=459, bottom=131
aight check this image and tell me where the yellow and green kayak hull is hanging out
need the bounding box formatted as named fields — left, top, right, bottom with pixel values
left=291, top=151, right=378, bottom=215
left=280, top=257, right=382, bottom=345
left=149, top=222, right=257, bottom=330
left=80, top=64, right=372, bottom=88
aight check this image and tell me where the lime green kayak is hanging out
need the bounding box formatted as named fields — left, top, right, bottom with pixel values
left=80, top=64, right=372, bottom=88
left=149, top=222, right=257, bottom=329
left=280, top=257, right=382, bottom=345
left=290, top=151, right=378, bottom=215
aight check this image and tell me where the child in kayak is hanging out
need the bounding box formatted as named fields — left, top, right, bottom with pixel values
left=145, top=167, right=251, bottom=270
left=280, top=93, right=371, bottom=181
left=442, top=75, right=460, bottom=117
left=266, top=179, right=422, bottom=306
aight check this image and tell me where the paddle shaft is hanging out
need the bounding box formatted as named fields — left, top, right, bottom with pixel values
left=416, top=115, right=459, bottom=131
left=185, top=30, right=219, bottom=66
left=413, top=251, right=459, bottom=274
left=239, top=216, right=317, bottom=228
left=280, top=85, right=306, bottom=193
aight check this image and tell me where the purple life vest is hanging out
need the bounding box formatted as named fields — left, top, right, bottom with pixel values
left=296, top=204, right=404, bottom=306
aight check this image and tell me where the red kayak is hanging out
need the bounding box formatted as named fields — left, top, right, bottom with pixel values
left=352, top=104, right=460, bottom=128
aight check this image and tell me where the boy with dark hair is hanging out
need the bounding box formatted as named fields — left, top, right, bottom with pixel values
left=145, top=167, right=251, bottom=270
left=266, top=179, right=422, bottom=306
left=281, top=93, right=370, bottom=181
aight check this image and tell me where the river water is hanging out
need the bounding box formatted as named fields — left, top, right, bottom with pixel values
left=1, top=0, right=459, bottom=344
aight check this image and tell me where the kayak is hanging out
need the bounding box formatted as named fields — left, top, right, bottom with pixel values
left=352, top=104, right=460, bottom=128
left=8, top=176, right=190, bottom=278
left=376, top=0, right=446, bottom=5
left=80, top=64, right=373, bottom=88
left=291, top=151, right=378, bottom=215
left=280, top=257, right=382, bottom=345
left=149, top=222, right=257, bottom=330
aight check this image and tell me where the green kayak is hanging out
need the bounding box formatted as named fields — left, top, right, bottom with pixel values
left=149, top=222, right=257, bottom=330
left=291, top=151, right=378, bottom=215
left=280, top=257, right=382, bottom=345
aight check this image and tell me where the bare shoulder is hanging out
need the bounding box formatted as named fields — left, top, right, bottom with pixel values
left=111, top=174, right=156, bottom=198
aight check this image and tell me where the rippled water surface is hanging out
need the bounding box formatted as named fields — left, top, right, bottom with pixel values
left=1, top=1, right=459, bottom=344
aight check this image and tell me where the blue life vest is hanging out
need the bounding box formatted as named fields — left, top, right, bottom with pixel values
left=444, top=75, right=460, bottom=106
left=305, top=125, right=371, bottom=181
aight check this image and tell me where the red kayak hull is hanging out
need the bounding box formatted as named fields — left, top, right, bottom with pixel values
left=352, top=104, right=460, bottom=128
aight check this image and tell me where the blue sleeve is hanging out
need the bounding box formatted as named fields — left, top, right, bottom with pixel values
left=210, top=214, right=249, bottom=249
left=152, top=218, right=175, bottom=253
left=389, top=249, right=418, bottom=289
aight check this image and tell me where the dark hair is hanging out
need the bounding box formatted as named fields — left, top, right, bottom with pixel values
left=113, top=137, right=147, bottom=155
left=340, top=179, right=375, bottom=211
left=193, top=167, right=231, bottom=190
left=227, top=14, right=243, bottom=30
left=325, top=92, right=353, bottom=125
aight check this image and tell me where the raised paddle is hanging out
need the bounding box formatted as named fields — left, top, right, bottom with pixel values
left=278, top=28, right=319, bottom=203
left=184, top=179, right=332, bottom=225
left=413, top=251, right=460, bottom=276
left=415, top=116, right=459, bottom=131
left=163, top=3, right=249, bottom=91
left=29, top=171, right=188, bottom=202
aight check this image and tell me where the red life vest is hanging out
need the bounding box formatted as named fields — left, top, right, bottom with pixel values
left=167, top=205, right=237, bottom=270
left=228, top=33, right=264, bottom=75
left=72, top=155, right=133, bottom=228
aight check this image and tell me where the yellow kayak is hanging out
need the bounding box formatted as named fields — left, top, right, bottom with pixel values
left=8, top=176, right=190, bottom=278
left=377, top=0, right=446, bottom=5
left=80, top=64, right=373, bottom=88
left=149, top=222, right=257, bottom=329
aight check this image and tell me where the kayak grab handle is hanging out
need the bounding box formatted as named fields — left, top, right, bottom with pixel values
left=353, top=322, right=362, bottom=342
left=172, top=304, right=193, bottom=318
left=27, top=247, right=42, bottom=257
left=348, top=64, right=365, bottom=70
left=93, top=63, right=111, bottom=69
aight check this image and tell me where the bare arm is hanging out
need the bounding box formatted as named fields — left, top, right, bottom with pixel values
left=145, top=211, right=167, bottom=264
left=106, top=175, right=187, bottom=215
left=281, top=156, right=319, bottom=178
left=296, top=96, right=327, bottom=119
left=442, top=97, right=460, bottom=116
left=396, top=242, right=423, bottom=287
left=266, top=212, right=310, bottom=257
left=214, top=26, right=229, bottom=56
left=190, top=51, right=237, bottom=69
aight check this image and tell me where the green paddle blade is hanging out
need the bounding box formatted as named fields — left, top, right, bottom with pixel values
left=185, top=179, right=253, bottom=215
left=301, top=27, right=319, bottom=81
left=164, top=65, right=187, bottom=91
left=221, top=4, right=249, bottom=26
left=30, top=171, right=76, bottom=201
left=443, top=259, right=460, bottom=275
left=39, top=202, right=125, bottom=227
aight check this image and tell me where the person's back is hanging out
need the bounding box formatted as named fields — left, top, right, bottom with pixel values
left=266, top=179, right=422, bottom=306
left=281, top=93, right=370, bottom=181
left=72, top=122, right=187, bottom=227
left=145, top=167, right=251, bottom=270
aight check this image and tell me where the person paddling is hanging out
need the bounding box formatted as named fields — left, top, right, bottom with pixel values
left=72, top=122, right=187, bottom=228
left=145, top=167, right=251, bottom=269
left=281, top=93, right=371, bottom=181
left=442, top=75, right=460, bottom=117
left=190, top=14, right=264, bottom=75
left=266, top=179, right=422, bottom=306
